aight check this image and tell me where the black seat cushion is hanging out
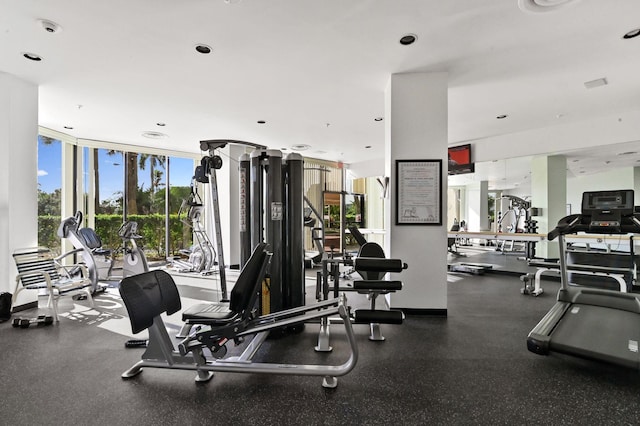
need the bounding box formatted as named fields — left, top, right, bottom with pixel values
left=182, top=302, right=236, bottom=323
left=78, top=228, right=105, bottom=251
left=120, top=270, right=181, bottom=334
left=357, top=242, right=385, bottom=280
left=181, top=242, right=269, bottom=325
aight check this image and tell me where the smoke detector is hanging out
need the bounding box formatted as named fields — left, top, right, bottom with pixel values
left=518, top=0, right=580, bottom=13
left=37, top=19, right=63, bottom=34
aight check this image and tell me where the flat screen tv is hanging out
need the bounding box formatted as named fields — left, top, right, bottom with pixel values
left=448, top=144, right=474, bottom=175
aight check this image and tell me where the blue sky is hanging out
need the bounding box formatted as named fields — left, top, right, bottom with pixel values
left=38, top=136, right=195, bottom=201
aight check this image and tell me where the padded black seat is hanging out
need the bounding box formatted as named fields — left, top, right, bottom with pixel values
left=357, top=242, right=386, bottom=280
left=78, top=227, right=112, bottom=256
left=181, top=242, right=270, bottom=326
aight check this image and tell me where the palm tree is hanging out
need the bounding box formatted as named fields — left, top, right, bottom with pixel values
left=126, top=152, right=139, bottom=215
left=139, top=154, right=166, bottom=194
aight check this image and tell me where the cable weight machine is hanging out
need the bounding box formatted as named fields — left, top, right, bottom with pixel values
left=239, top=149, right=305, bottom=315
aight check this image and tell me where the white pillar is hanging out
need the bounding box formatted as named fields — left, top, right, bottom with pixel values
left=633, top=167, right=640, bottom=198
left=466, top=180, right=489, bottom=231
left=384, top=72, right=448, bottom=314
left=531, top=155, right=566, bottom=258
left=215, top=144, right=243, bottom=269
left=0, top=72, right=39, bottom=305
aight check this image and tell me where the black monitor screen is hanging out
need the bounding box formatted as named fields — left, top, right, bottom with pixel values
left=581, top=190, right=634, bottom=216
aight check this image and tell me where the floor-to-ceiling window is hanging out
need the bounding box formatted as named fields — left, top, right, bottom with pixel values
left=167, top=156, right=196, bottom=258
left=37, top=135, right=62, bottom=253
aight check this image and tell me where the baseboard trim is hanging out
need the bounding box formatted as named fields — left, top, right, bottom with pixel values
left=11, top=301, right=38, bottom=313
left=399, top=308, right=447, bottom=317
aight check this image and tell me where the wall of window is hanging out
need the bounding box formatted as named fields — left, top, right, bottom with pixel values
left=37, top=135, right=62, bottom=253
left=38, top=127, right=199, bottom=261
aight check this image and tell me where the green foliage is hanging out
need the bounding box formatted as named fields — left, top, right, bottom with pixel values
left=38, top=213, right=193, bottom=261
left=38, top=216, right=62, bottom=255
left=94, top=214, right=192, bottom=259
left=38, top=189, right=61, bottom=216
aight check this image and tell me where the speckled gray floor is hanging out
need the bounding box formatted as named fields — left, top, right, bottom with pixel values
left=2, top=271, right=640, bottom=425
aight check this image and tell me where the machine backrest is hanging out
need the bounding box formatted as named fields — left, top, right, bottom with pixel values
left=78, top=228, right=104, bottom=250
left=357, top=242, right=386, bottom=280
left=229, top=242, right=270, bottom=319
left=13, top=247, right=61, bottom=286
left=348, top=226, right=368, bottom=247
left=120, top=270, right=181, bottom=334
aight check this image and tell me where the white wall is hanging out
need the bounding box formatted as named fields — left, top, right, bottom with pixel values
left=567, top=167, right=635, bottom=212
left=0, top=72, right=38, bottom=302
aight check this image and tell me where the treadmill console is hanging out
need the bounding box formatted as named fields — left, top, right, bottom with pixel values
left=581, top=190, right=634, bottom=233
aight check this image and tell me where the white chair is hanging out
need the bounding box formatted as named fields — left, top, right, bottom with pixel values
left=12, top=247, right=94, bottom=322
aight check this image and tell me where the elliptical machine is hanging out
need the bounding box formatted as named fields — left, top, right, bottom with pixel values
left=172, top=181, right=217, bottom=275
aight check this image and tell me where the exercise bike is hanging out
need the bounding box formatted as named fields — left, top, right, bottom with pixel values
left=117, top=221, right=149, bottom=278
left=58, top=212, right=150, bottom=293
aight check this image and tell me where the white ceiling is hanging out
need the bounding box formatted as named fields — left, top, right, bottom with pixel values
left=2, top=0, right=640, bottom=187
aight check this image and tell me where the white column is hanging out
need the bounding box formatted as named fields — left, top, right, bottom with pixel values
left=633, top=167, right=640, bottom=198
left=384, top=72, right=448, bottom=313
left=531, top=155, right=566, bottom=258
left=215, top=144, right=244, bottom=269
left=466, top=180, right=489, bottom=231
left=0, top=72, right=39, bottom=304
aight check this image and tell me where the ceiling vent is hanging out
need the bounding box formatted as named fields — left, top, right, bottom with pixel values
left=584, top=78, right=608, bottom=89
left=518, top=0, right=580, bottom=13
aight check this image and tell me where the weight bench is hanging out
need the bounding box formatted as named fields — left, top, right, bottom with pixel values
left=119, top=243, right=359, bottom=388
left=12, top=247, right=94, bottom=322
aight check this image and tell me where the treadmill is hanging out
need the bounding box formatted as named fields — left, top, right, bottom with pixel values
left=527, top=189, right=640, bottom=369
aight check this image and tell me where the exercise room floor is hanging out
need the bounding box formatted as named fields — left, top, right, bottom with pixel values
left=2, top=270, right=640, bottom=425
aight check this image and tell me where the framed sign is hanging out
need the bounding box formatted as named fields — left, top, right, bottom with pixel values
left=395, top=159, right=442, bottom=225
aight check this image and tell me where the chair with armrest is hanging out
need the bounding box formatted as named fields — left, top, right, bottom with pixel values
left=12, top=247, right=94, bottom=322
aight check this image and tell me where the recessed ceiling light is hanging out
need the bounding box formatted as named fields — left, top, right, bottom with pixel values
left=195, top=44, right=212, bottom=54
left=156, top=122, right=166, bottom=127
left=291, top=144, right=310, bottom=151
left=623, top=28, right=640, bottom=39
left=518, top=0, right=580, bottom=13
left=22, top=52, right=42, bottom=61
left=399, top=34, right=417, bottom=45
left=37, top=19, right=62, bottom=34
left=257, top=120, right=266, bottom=124
left=142, top=131, right=168, bottom=139
left=496, top=114, right=508, bottom=119
left=374, top=117, right=383, bottom=122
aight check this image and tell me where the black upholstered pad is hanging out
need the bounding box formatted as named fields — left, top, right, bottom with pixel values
left=180, top=242, right=269, bottom=325
left=182, top=302, right=236, bottom=324
left=120, top=270, right=181, bottom=334
left=353, top=280, right=403, bottom=291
